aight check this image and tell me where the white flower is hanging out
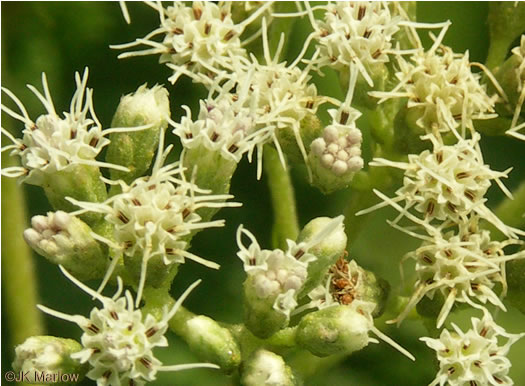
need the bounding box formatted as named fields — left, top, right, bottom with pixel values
left=395, top=217, right=524, bottom=328
left=37, top=267, right=219, bottom=386
left=225, top=18, right=326, bottom=178
left=421, top=312, right=525, bottom=386
left=236, top=216, right=344, bottom=318
left=305, top=1, right=401, bottom=86
left=172, top=74, right=274, bottom=177
left=69, top=137, right=239, bottom=305
left=357, top=133, right=521, bottom=239
left=371, top=26, right=497, bottom=135
left=1, top=68, right=139, bottom=185
left=112, top=1, right=273, bottom=85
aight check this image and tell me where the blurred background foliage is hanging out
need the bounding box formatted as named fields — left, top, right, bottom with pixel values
left=1, top=2, right=524, bottom=385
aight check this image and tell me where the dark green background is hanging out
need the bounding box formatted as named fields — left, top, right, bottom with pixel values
left=2, top=2, right=524, bottom=385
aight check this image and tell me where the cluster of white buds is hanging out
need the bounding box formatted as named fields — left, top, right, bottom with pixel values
left=69, top=138, right=239, bottom=305
left=421, top=312, right=525, bottom=386
left=309, top=110, right=363, bottom=176
left=23, top=211, right=106, bottom=280
left=237, top=228, right=313, bottom=319
left=310, top=68, right=363, bottom=176
left=308, top=67, right=364, bottom=192
left=113, top=1, right=273, bottom=85
left=397, top=216, right=524, bottom=328
left=1, top=68, right=136, bottom=185
left=37, top=267, right=218, bottom=386
left=359, top=133, right=518, bottom=238
left=305, top=1, right=401, bottom=86
left=371, top=24, right=497, bottom=135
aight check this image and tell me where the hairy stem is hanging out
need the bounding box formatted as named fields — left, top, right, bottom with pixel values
left=264, top=145, right=300, bottom=249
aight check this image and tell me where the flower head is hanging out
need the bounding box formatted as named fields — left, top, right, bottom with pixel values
left=237, top=216, right=344, bottom=319
left=69, top=138, right=239, bottom=304
left=113, top=1, right=273, bottom=85
left=358, top=133, right=519, bottom=238
left=372, top=41, right=497, bottom=135
left=421, top=312, right=525, bottom=386
left=37, top=267, right=218, bottom=386
left=172, top=75, right=272, bottom=177
left=1, top=68, right=134, bottom=185
left=396, top=217, right=524, bottom=328
left=306, top=1, right=401, bottom=85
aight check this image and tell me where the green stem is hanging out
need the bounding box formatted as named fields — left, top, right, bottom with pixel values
left=1, top=156, right=44, bottom=350
left=263, top=145, right=300, bottom=249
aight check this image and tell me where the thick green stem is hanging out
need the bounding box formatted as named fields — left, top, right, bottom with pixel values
left=1, top=156, right=44, bottom=355
left=143, top=289, right=241, bottom=373
left=263, top=145, right=299, bottom=250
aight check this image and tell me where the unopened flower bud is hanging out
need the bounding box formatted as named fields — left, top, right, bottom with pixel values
left=296, top=304, right=372, bottom=357
left=13, top=336, right=87, bottom=383
left=243, top=277, right=292, bottom=339
left=106, top=84, right=170, bottom=184
left=296, top=217, right=347, bottom=297
left=42, top=165, right=107, bottom=225
left=241, top=350, right=298, bottom=386
left=23, top=211, right=106, bottom=280
left=297, top=302, right=414, bottom=360
left=178, top=314, right=241, bottom=374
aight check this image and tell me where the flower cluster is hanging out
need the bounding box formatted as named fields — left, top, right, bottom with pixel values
left=371, top=25, right=497, bottom=135
left=236, top=216, right=344, bottom=319
left=421, top=312, right=524, bottom=386
left=1, top=68, right=135, bottom=185
left=113, top=1, right=273, bottom=85
left=37, top=267, right=218, bottom=386
left=4, top=3, right=525, bottom=386
left=306, top=1, right=402, bottom=85
left=172, top=77, right=272, bottom=178
left=69, top=140, right=238, bottom=304
left=398, top=216, right=524, bottom=328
